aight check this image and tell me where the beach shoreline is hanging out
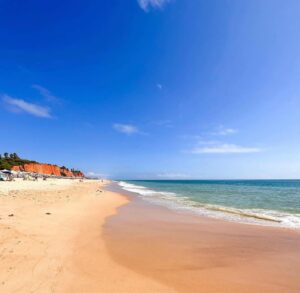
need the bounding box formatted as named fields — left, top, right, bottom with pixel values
left=104, top=182, right=300, bottom=293
left=117, top=180, right=300, bottom=229
left=1, top=179, right=300, bottom=292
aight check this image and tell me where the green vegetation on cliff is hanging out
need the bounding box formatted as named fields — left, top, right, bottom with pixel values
left=0, top=153, right=36, bottom=170
left=0, top=153, right=83, bottom=176
left=71, top=168, right=82, bottom=175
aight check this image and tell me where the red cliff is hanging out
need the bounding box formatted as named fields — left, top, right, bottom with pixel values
left=11, top=163, right=84, bottom=177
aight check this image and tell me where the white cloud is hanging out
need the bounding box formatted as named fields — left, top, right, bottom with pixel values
left=113, top=123, right=140, bottom=135
left=157, top=172, right=190, bottom=179
left=156, top=83, right=163, bottom=90
left=190, top=143, right=262, bottom=154
left=137, top=0, right=171, bottom=12
left=197, top=140, right=220, bottom=145
left=32, top=84, right=58, bottom=102
left=2, top=94, right=51, bottom=118
left=212, top=125, right=238, bottom=136
left=87, top=172, right=108, bottom=178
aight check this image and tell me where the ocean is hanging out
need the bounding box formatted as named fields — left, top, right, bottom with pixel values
left=118, top=180, right=300, bottom=228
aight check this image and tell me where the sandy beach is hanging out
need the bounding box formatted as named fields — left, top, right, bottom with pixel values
left=0, top=179, right=172, bottom=292
left=1, top=180, right=300, bottom=292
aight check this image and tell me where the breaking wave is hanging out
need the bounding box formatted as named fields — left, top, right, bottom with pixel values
left=118, top=181, right=300, bottom=228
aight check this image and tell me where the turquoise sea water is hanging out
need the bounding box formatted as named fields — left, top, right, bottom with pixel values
left=118, top=180, right=300, bottom=228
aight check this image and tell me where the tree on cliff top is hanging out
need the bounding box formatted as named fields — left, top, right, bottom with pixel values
left=0, top=152, right=36, bottom=170
left=71, top=168, right=82, bottom=175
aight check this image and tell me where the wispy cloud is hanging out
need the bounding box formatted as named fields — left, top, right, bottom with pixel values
left=2, top=94, right=51, bottom=118
left=157, top=172, right=190, bottom=179
left=212, top=125, right=238, bottom=136
left=197, top=140, right=220, bottom=145
left=87, top=171, right=108, bottom=178
left=190, top=143, right=262, bottom=154
left=113, top=123, right=140, bottom=135
left=151, top=119, right=172, bottom=128
left=183, top=126, right=237, bottom=141
left=156, top=83, right=163, bottom=90
left=137, top=0, right=171, bottom=12
left=32, top=84, right=59, bottom=102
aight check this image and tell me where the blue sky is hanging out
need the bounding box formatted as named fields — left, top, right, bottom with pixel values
left=1, top=0, right=300, bottom=179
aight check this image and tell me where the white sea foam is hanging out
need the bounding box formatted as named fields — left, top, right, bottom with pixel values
left=118, top=181, right=300, bottom=229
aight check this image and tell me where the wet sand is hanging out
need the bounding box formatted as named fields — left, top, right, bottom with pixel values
left=104, top=190, right=300, bottom=293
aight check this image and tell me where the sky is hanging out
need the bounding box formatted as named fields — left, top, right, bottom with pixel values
left=1, top=0, right=300, bottom=179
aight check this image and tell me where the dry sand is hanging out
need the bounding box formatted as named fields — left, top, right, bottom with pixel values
left=0, top=179, right=173, bottom=292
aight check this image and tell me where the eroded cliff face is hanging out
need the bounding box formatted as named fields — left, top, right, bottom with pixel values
left=11, top=163, right=84, bottom=177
